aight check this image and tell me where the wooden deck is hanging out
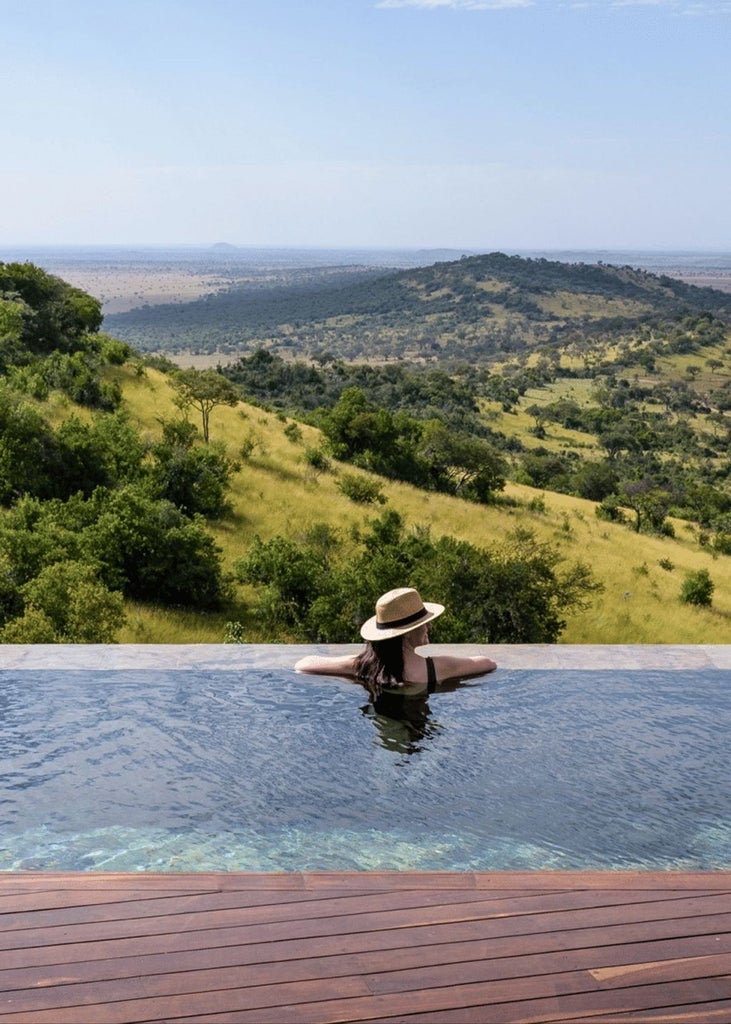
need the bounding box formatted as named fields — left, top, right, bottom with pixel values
left=0, top=871, right=730, bottom=1023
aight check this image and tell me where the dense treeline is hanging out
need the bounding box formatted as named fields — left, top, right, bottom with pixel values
left=224, top=351, right=510, bottom=502
left=224, top=348, right=490, bottom=435
left=223, top=337, right=731, bottom=548
left=236, top=509, right=602, bottom=645
left=0, top=262, right=235, bottom=641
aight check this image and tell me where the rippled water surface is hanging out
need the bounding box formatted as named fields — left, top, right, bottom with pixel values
left=1, top=668, right=729, bottom=871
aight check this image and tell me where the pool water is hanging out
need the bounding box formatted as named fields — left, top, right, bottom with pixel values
left=1, top=667, right=729, bottom=872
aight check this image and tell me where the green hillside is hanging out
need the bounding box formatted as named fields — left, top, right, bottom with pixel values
left=105, top=251, right=731, bottom=362
left=117, top=363, right=731, bottom=644
left=2, top=259, right=729, bottom=647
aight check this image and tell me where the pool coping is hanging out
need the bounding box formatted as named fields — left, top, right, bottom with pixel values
left=1, top=642, right=729, bottom=671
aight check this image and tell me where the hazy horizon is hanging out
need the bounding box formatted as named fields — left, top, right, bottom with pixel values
left=5, top=243, right=731, bottom=256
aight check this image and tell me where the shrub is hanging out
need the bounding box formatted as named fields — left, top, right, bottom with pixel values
left=680, top=569, right=714, bottom=607
left=303, top=446, right=331, bottom=472
left=239, top=511, right=604, bottom=645
left=283, top=421, right=303, bottom=443
left=85, top=486, right=228, bottom=608
left=148, top=436, right=236, bottom=518
left=658, top=558, right=674, bottom=572
left=713, top=532, right=731, bottom=556
left=595, top=495, right=626, bottom=523
left=1, top=607, right=58, bottom=643
left=337, top=473, right=387, bottom=505
left=223, top=621, right=246, bottom=643
left=239, top=429, right=265, bottom=460
left=34, top=561, right=123, bottom=640
left=0, top=386, right=57, bottom=504
left=98, top=336, right=133, bottom=365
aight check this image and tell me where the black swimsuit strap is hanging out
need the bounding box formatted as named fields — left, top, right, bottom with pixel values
left=426, top=656, right=437, bottom=694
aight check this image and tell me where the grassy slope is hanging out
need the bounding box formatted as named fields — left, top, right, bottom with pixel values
left=113, top=364, right=730, bottom=645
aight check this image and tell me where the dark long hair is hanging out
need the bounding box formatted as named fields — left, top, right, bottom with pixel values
left=353, top=636, right=405, bottom=701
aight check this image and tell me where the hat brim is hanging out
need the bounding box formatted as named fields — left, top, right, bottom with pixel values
left=360, top=602, right=445, bottom=642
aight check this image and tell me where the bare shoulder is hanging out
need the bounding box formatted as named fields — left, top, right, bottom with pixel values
left=294, top=653, right=359, bottom=677
left=432, top=653, right=497, bottom=681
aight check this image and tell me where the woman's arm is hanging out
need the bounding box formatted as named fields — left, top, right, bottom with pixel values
left=431, top=653, right=497, bottom=682
left=294, top=653, right=360, bottom=677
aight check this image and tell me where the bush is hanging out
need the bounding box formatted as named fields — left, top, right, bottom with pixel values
left=283, top=421, right=303, bottom=443
left=17, top=560, right=126, bottom=642
left=596, top=495, right=626, bottom=523
left=713, top=532, right=731, bottom=556
left=0, top=386, right=58, bottom=504
left=573, top=460, right=619, bottom=502
left=41, top=351, right=121, bottom=410
left=84, top=487, right=228, bottom=608
left=680, top=569, right=714, bottom=607
left=239, top=511, right=604, bottom=645
left=1, top=607, right=58, bottom=643
left=98, top=335, right=133, bottom=365
left=337, top=473, right=387, bottom=505
left=147, top=436, right=236, bottom=518
left=223, top=621, right=246, bottom=643
left=303, top=446, right=331, bottom=472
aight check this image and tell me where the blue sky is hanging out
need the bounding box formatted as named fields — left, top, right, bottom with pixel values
left=2, top=0, right=729, bottom=249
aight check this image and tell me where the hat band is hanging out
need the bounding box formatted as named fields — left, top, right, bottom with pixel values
left=376, top=606, right=428, bottom=630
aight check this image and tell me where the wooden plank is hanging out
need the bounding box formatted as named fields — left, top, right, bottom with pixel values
left=2, top=923, right=728, bottom=996
left=0, top=887, right=221, bottom=915
left=585, top=1002, right=731, bottom=1022
left=366, top=996, right=731, bottom=1024
left=0, top=871, right=308, bottom=890
left=367, top=941, right=731, bottom=996
left=2, top=930, right=730, bottom=1016
left=471, top=872, right=731, bottom=892
left=4, top=893, right=731, bottom=978
left=4, top=870, right=730, bottom=892
left=0, top=873, right=729, bottom=1024
left=2, top=890, right=729, bottom=965
left=0, top=873, right=234, bottom=891
left=13, top=968, right=724, bottom=1024
left=0, top=884, right=506, bottom=934
left=301, top=870, right=731, bottom=892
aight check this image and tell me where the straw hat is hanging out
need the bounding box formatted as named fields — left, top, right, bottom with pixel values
left=360, top=587, right=445, bottom=641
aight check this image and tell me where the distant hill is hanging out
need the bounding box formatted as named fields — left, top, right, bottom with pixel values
left=105, top=251, right=731, bottom=361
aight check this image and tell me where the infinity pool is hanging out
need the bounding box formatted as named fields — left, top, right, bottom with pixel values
left=1, top=665, right=729, bottom=871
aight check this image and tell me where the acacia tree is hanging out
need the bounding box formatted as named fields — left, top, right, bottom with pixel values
left=417, top=420, right=506, bottom=501
left=619, top=479, right=672, bottom=534
left=169, top=369, right=239, bottom=442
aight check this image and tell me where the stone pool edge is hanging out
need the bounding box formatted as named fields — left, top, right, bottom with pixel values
left=1, top=642, right=729, bottom=671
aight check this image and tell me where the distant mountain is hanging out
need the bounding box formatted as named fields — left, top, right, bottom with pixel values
left=105, top=251, right=731, bottom=360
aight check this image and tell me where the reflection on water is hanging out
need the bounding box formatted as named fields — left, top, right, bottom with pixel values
left=361, top=693, right=440, bottom=756
left=360, top=679, right=468, bottom=757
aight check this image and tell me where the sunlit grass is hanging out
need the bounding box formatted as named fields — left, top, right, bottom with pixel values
left=107, top=364, right=731, bottom=645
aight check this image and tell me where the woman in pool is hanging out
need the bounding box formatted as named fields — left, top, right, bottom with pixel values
left=294, top=587, right=497, bottom=701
